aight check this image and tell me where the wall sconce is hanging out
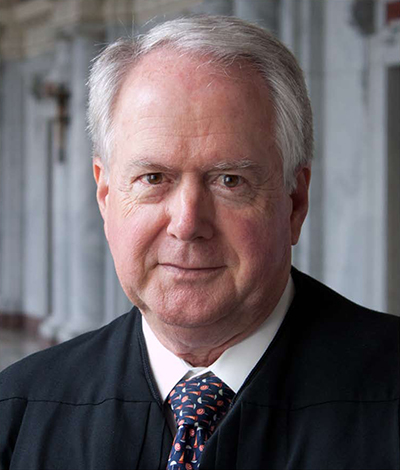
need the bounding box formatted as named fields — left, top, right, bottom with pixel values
left=32, top=77, right=70, bottom=163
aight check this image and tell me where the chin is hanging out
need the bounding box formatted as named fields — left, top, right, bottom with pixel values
left=146, top=292, right=233, bottom=329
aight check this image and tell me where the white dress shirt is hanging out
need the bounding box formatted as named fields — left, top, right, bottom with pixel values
left=142, top=275, right=295, bottom=411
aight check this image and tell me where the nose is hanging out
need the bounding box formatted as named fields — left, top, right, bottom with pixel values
left=166, top=178, right=214, bottom=241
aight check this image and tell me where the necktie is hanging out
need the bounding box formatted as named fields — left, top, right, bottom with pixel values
left=166, top=373, right=234, bottom=470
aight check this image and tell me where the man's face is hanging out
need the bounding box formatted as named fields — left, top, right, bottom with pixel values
left=94, top=51, right=309, bottom=346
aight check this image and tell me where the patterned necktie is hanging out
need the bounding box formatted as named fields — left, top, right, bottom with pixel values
left=166, top=373, right=235, bottom=470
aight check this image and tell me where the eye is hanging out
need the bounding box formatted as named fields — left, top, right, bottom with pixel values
left=221, top=174, right=243, bottom=188
left=144, top=173, right=164, bottom=185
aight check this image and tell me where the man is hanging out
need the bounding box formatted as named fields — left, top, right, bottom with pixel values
left=0, top=15, right=399, bottom=470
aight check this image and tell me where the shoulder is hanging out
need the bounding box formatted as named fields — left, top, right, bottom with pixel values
left=290, top=266, right=399, bottom=347
left=291, top=266, right=399, bottom=325
left=284, top=267, right=399, bottom=401
left=0, top=308, right=143, bottom=404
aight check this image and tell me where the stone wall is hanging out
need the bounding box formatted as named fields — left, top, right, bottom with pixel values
left=0, top=0, right=399, bottom=343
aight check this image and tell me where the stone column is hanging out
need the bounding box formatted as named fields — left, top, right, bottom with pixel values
left=318, top=0, right=385, bottom=310
left=0, top=59, right=24, bottom=316
left=21, top=69, right=55, bottom=321
left=39, top=35, right=73, bottom=340
left=56, top=27, right=106, bottom=342
left=234, top=0, right=280, bottom=32
left=40, top=132, right=72, bottom=339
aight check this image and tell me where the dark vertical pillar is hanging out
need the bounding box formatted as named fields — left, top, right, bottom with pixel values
left=387, top=65, right=400, bottom=314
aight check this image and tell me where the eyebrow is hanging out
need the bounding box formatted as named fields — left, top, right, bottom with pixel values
left=123, top=157, right=265, bottom=174
left=207, top=158, right=263, bottom=172
left=123, top=158, right=174, bottom=174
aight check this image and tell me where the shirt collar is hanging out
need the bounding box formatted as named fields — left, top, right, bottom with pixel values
left=142, top=275, right=294, bottom=402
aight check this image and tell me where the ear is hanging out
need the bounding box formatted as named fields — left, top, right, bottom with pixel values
left=93, top=157, right=109, bottom=221
left=290, top=167, right=311, bottom=246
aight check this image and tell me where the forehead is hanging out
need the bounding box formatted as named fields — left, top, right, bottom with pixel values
left=111, top=49, right=277, bottom=169
left=122, top=47, right=268, bottom=95
left=114, top=48, right=273, bottom=119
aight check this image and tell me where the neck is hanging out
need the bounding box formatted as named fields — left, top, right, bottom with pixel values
left=143, top=305, right=275, bottom=367
left=140, top=273, right=291, bottom=367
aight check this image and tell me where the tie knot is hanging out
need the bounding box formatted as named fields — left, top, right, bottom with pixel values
left=168, top=374, right=234, bottom=431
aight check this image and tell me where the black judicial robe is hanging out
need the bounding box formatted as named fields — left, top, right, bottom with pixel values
left=0, top=269, right=399, bottom=470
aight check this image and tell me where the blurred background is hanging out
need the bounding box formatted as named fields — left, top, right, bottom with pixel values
left=0, top=0, right=399, bottom=371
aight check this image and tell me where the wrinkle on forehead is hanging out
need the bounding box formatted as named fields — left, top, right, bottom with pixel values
left=116, top=48, right=272, bottom=115
left=111, top=48, right=278, bottom=175
left=133, top=47, right=260, bottom=84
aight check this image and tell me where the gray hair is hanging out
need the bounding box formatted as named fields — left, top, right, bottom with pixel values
left=87, top=15, right=313, bottom=192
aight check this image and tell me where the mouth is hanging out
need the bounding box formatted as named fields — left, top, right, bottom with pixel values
left=158, top=263, right=225, bottom=277
left=160, top=263, right=224, bottom=270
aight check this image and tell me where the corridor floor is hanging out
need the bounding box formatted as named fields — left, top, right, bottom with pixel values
left=0, top=328, right=45, bottom=372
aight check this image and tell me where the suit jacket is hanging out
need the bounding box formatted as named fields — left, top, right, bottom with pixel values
left=0, top=268, right=399, bottom=469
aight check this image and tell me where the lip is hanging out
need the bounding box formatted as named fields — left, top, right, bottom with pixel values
left=160, top=263, right=224, bottom=270
left=159, top=264, right=225, bottom=276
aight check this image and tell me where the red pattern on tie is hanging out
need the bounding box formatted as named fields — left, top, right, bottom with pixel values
left=166, top=374, right=234, bottom=470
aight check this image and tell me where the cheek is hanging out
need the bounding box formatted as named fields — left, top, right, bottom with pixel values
left=231, top=211, right=291, bottom=270
left=105, top=195, right=165, bottom=266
